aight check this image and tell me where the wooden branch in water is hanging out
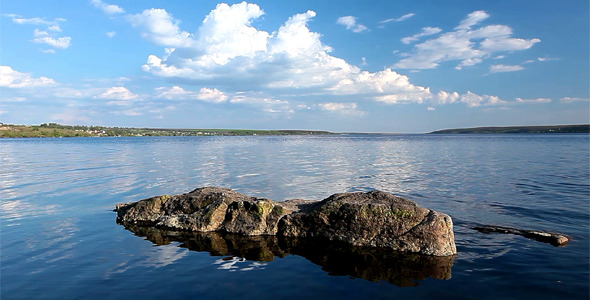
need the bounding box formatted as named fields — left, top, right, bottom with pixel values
left=473, top=225, right=570, bottom=247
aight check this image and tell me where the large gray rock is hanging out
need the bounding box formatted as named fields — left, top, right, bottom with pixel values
left=115, top=187, right=457, bottom=256
left=279, top=191, right=457, bottom=256
left=116, top=187, right=290, bottom=235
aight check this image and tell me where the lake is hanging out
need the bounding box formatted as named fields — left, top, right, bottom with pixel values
left=1, top=134, right=588, bottom=299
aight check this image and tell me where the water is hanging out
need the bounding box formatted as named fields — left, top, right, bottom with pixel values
left=1, top=134, right=588, bottom=299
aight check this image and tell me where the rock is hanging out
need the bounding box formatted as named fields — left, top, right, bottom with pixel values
left=278, top=191, right=457, bottom=256
left=115, top=187, right=291, bottom=235
left=115, top=187, right=457, bottom=256
left=119, top=224, right=456, bottom=286
left=473, top=225, right=571, bottom=247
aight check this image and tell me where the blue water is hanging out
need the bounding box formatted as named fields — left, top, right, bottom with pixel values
left=1, top=134, right=589, bottom=299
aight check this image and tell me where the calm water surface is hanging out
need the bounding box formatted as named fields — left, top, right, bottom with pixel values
left=1, top=134, right=589, bottom=299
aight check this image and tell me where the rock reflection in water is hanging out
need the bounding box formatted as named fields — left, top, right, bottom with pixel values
left=121, top=223, right=455, bottom=287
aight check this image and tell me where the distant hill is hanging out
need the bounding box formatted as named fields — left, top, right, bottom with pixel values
left=0, top=123, right=334, bottom=138
left=429, top=124, right=590, bottom=134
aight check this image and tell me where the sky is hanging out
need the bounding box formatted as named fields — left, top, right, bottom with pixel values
left=1, top=0, right=588, bottom=133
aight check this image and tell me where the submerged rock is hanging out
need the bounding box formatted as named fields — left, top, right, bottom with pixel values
left=473, top=225, right=571, bottom=247
left=115, top=187, right=457, bottom=256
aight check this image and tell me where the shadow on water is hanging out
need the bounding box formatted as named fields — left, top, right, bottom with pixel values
left=119, top=222, right=455, bottom=287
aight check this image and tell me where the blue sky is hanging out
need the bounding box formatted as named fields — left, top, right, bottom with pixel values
left=1, top=0, right=588, bottom=132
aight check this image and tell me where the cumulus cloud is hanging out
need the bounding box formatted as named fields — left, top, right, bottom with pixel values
left=436, top=90, right=460, bottom=104
left=31, top=35, right=71, bottom=49
left=197, top=87, right=228, bottom=103
left=336, top=16, right=368, bottom=33
left=433, top=90, right=510, bottom=107
left=138, top=3, right=436, bottom=110
left=95, top=87, right=138, bottom=105
left=0, top=66, right=56, bottom=88
left=401, top=27, right=442, bottom=44
left=128, top=8, right=193, bottom=47
left=394, top=10, right=540, bottom=70
left=90, top=0, right=125, bottom=15
left=459, top=91, right=506, bottom=107
left=333, top=68, right=432, bottom=104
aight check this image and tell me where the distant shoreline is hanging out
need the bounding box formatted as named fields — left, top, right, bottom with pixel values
left=1, top=123, right=589, bottom=138
left=429, top=124, right=589, bottom=134
left=0, top=123, right=334, bottom=138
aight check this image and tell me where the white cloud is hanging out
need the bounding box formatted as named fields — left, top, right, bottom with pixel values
left=436, top=90, right=460, bottom=104
left=90, top=0, right=125, bottom=15
left=394, top=10, right=540, bottom=70
left=197, top=87, right=228, bottom=103
left=318, top=102, right=365, bottom=115
left=95, top=87, right=138, bottom=105
left=155, top=85, right=195, bottom=100
left=516, top=97, right=551, bottom=103
left=34, top=29, right=49, bottom=37
left=336, top=16, right=368, bottom=33
left=11, top=16, right=54, bottom=25
left=128, top=9, right=193, bottom=48
left=459, top=91, right=506, bottom=107
left=8, top=15, right=71, bottom=51
left=380, top=13, right=415, bottom=24
left=230, top=93, right=292, bottom=113
left=31, top=35, right=71, bottom=49
left=194, top=2, right=269, bottom=65
left=140, top=4, right=436, bottom=108
left=0, top=66, right=56, bottom=88
left=489, top=64, right=525, bottom=73
left=455, top=10, right=489, bottom=30
left=131, top=3, right=524, bottom=112
left=106, top=31, right=116, bottom=38
left=427, top=106, right=435, bottom=111
left=538, top=57, right=559, bottom=62
left=331, top=68, right=432, bottom=104
left=401, top=27, right=442, bottom=44
left=48, top=25, right=62, bottom=32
